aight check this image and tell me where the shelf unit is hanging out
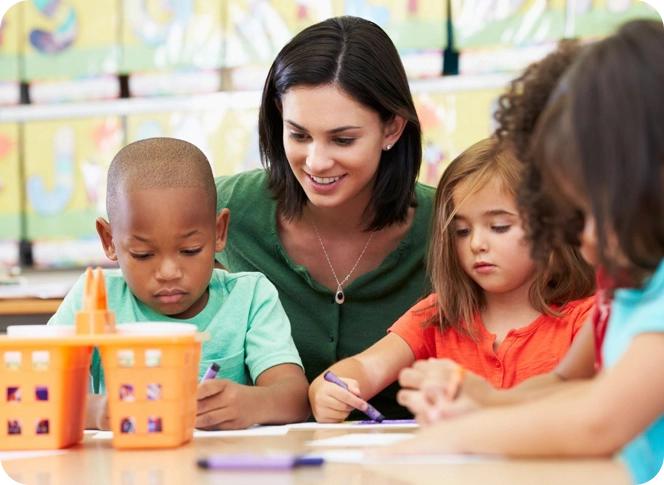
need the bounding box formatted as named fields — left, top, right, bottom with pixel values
left=0, top=73, right=516, bottom=122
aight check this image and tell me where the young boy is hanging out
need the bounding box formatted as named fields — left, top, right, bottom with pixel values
left=48, top=138, right=310, bottom=430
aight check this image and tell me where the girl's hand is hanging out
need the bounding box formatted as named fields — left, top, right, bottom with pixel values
left=196, top=379, right=255, bottom=430
left=309, top=374, right=367, bottom=423
left=397, top=358, right=489, bottom=423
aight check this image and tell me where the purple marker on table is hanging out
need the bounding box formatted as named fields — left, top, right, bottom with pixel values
left=201, top=362, right=220, bottom=382
left=323, top=371, right=385, bottom=422
left=197, top=453, right=324, bottom=470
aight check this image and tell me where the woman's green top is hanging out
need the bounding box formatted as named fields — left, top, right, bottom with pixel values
left=216, top=169, right=434, bottom=419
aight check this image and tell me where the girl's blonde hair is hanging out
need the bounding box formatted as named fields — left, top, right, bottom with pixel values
left=426, top=138, right=595, bottom=340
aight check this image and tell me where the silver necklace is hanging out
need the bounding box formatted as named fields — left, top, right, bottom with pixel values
left=308, top=212, right=374, bottom=304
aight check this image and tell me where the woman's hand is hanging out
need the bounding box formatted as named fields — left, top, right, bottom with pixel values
left=309, top=373, right=367, bottom=423
left=397, top=358, right=490, bottom=424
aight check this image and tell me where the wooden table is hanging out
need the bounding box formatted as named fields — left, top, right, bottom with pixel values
left=2, top=427, right=631, bottom=485
left=0, top=299, right=62, bottom=315
left=0, top=298, right=63, bottom=333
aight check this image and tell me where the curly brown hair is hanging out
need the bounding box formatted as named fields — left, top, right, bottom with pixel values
left=533, top=20, right=664, bottom=281
left=492, top=40, right=585, bottom=263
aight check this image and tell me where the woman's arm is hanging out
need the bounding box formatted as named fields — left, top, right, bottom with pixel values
left=309, top=333, right=416, bottom=422
left=385, top=332, right=664, bottom=456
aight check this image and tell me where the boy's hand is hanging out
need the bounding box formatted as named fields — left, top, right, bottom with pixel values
left=86, top=394, right=110, bottom=430
left=309, top=374, right=367, bottom=423
left=397, top=358, right=487, bottom=424
left=196, top=379, right=256, bottom=430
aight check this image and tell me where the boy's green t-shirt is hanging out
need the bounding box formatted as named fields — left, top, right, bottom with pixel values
left=215, top=169, right=435, bottom=419
left=48, top=268, right=303, bottom=394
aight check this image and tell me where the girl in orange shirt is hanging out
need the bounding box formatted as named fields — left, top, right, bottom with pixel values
left=308, top=137, right=595, bottom=422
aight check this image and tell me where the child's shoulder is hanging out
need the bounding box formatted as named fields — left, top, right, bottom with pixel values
left=100, top=267, right=125, bottom=282
left=70, top=268, right=125, bottom=292
left=211, top=268, right=274, bottom=293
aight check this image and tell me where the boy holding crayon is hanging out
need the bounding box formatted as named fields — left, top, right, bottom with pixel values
left=48, top=138, right=310, bottom=430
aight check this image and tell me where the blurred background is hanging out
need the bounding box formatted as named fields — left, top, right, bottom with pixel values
left=0, top=0, right=658, bottom=271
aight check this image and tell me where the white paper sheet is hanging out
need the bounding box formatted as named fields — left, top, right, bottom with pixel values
left=305, top=433, right=413, bottom=448
left=305, top=449, right=500, bottom=464
left=193, top=426, right=289, bottom=437
left=288, top=420, right=419, bottom=430
left=92, top=425, right=290, bottom=440
left=0, top=450, right=69, bottom=462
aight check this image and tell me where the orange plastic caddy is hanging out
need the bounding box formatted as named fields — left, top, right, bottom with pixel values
left=0, top=267, right=207, bottom=450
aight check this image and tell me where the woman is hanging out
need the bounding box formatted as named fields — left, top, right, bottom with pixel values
left=215, top=16, right=434, bottom=419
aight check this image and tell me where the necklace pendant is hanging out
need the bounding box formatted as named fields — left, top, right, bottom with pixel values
left=335, top=286, right=345, bottom=305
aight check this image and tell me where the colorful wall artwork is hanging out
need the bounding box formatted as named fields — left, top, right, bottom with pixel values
left=23, top=117, right=124, bottom=267
left=415, top=87, right=504, bottom=186
left=22, top=0, right=120, bottom=81
left=0, top=3, right=22, bottom=106
left=0, top=123, right=21, bottom=267
left=121, top=0, right=224, bottom=73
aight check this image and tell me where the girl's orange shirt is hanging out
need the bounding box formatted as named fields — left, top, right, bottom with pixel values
left=389, top=294, right=596, bottom=388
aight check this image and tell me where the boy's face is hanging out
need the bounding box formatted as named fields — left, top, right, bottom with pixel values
left=97, top=187, right=228, bottom=320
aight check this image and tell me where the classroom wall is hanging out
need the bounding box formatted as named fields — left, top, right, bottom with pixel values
left=0, top=0, right=658, bottom=269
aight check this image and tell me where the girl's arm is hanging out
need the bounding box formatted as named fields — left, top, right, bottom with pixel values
left=398, top=316, right=597, bottom=421
left=385, top=332, right=664, bottom=456
left=309, top=333, right=416, bottom=422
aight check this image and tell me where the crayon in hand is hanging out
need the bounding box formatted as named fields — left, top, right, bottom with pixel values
left=324, top=371, right=385, bottom=422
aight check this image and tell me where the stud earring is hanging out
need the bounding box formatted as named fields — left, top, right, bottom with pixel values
left=385, top=144, right=392, bottom=151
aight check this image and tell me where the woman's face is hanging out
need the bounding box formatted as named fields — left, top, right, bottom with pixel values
left=280, top=85, right=398, bottom=213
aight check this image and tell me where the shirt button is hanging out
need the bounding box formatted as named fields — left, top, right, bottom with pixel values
left=494, top=360, right=501, bottom=368
left=329, top=296, right=335, bottom=304
left=328, top=335, right=335, bottom=343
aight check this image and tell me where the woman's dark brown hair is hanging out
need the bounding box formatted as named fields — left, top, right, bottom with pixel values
left=533, top=20, right=664, bottom=281
left=258, top=16, right=422, bottom=231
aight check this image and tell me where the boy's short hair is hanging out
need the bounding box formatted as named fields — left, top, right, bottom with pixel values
left=106, top=138, right=217, bottom=223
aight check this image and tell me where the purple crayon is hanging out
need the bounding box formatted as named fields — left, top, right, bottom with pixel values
left=197, top=453, right=323, bottom=470
left=323, top=371, right=385, bottom=422
left=201, top=362, right=220, bottom=382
